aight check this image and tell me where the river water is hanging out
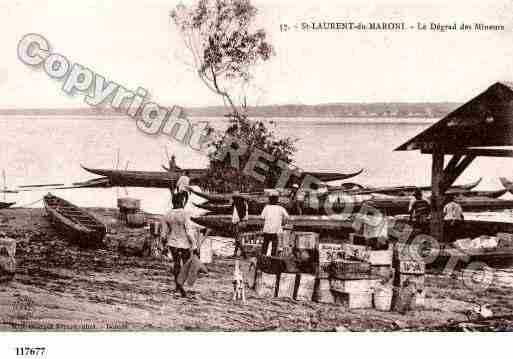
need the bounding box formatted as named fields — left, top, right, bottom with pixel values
left=1, top=115, right=513, bottom=214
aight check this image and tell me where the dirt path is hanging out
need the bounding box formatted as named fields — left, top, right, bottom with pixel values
left=0, top=208, right=512, bottom=331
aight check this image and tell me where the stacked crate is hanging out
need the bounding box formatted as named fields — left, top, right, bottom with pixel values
left=254, top=230, right=319, bottom=300
left=393, top=243, right=426, bottom=311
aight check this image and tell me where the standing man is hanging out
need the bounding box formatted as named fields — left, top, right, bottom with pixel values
left=260, top=190, right=289, bottom=256
left=409, top=189, right=430, bottom=226
left=161, top=195, right=196, bottom=297
left=232, top=191, right=249, bottom=258
left=443, top=194, right=464, bottom=241
left=176, top=170, right=190, bottom=208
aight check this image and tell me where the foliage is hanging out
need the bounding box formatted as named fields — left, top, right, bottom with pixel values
left=171, top=0, right=297, bottom=191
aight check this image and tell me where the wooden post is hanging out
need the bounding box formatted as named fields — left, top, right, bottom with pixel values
left=430, top=150, right=445, bottom=242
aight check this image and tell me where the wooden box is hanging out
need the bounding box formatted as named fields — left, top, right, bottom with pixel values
left=371, top=265, right=394, bottom=282
left=295, top=274, right=316, bottom=301
left=326, top=261, right=371, bottom=280
left=330, top=277, right=381, bottom=294
left=295, top=232, right=319, bottom=250
left=313, top=278, right=335, bottom=304
left=342, top=243, right=371, bottom=261
left=335, top=292, right=373, bottom=309
left=255, top=271, right=277, bottom=297
left=277, top=273, right=297, bottom=298
left=368, top=250, right=393, bottom=266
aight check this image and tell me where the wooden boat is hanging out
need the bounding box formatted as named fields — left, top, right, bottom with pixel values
left=0, top=202, right=15, bottom=209
left=163, top=165, right=364, bottom=183
left=81, top=165, right=205, bottom=188
left=499, top=177, right=513, bottom=194
left=455, top=188, right=507, bottom=199
left=190, top=214, right=356, bottom=237
left=195, top=193, right=513, bottom=217
left=336, top=178, right=483, bottom=196
left=43, top=193, right=106, bottom=248
left=303, top=169, right=364, bottom=182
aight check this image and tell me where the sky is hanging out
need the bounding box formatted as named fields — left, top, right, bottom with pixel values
left=1, top=0, right=513, bottom=108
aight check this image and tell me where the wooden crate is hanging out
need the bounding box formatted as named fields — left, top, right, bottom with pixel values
left=254, top=271, right=278, bottom=297
left=277, top=273, right=297, bottom=298
left=295, top=274, right=316, bottom=301
left=335, top=292, right=373, bottom=309
left=330, top=277, right=381, bottom=294
left=368, top=250, right=393, bottom=266
left=370, top=265, right=394, bottom=282
left=313, top=278, right=335, bottom=304
left=342, top=243, right=371, bottom=261
left=325, top=261, right=371, bottom=280
left=295, top=232, right=319, bottom=250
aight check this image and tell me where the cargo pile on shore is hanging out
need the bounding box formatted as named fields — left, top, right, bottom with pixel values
left=1, top=208, right=513, bottom=331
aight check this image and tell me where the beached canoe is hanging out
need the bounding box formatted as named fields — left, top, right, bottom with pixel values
left=334, top=178, right=483, bottom=196
left=43, top=193, right=106, bottom=248
left=190, top=214, right=356, bottom=237
left=303, top=169, right=364, bottom=182
left=455, top=188, right=507, bottom=199
left=0, top=202, right=15, bottom=209
left=195, top=194, right=513, bottom=217
left=81, top=165, right=205, bottom=188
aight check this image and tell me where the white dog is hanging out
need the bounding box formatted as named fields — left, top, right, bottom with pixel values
left=232, top=259, right=246, bottom=304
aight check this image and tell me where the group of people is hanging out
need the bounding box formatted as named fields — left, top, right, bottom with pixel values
left=161, top=164, right=468, bottom=297
left=231, top=189, right=290, bottom=258
left=409, top=189, right=464, bottom=241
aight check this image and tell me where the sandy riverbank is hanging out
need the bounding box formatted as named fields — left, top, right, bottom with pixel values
left=0, top=208, right=512, bottom=331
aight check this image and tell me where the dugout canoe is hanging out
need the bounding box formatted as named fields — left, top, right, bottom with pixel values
left=190, top=214, right=357, bottom=237
left=304, top=169, right=364, bottom=182
left=0, top=202, right=15, bottom=209
left=194, top=194, right=513, bottom=216
left=454, top=188, right=507, bottom=199
left=43, top=193, right=106, bottom=248
left=81, top=165, right=205, bottom=188
left=336, top=178, right=483, bottom=196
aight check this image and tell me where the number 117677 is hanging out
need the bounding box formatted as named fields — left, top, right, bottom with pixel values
left=15, top=347, right=46, bottom=356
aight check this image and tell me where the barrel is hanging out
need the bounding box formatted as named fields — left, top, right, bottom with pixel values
left=126, top=212, right=146, bottom=228
left=117, top=198, right=141, bottom=210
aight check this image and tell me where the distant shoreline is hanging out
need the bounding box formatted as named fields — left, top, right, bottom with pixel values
left=0, top=102, right=460, bottom=119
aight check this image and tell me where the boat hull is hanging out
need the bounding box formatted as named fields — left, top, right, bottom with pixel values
left=0, top=202, right=15, bottom=210
left=44, top=194, right=106, bottom=248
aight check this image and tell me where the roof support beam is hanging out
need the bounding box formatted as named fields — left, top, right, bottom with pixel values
left=430, top=150, right=445, bottom=241
left=422, top=148, right=513, bottom=158
left=442, top=155, right=476, bottom=191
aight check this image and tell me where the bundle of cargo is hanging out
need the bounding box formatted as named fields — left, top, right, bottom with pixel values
left=0, top=236, right=16, bottom=282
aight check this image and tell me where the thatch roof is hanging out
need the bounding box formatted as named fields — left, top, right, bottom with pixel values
left=396, top=82, right=513, bottom=151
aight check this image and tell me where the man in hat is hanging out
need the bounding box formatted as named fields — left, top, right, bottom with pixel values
left=409, top=189, right=430, bottom=226
left=260, top=190, right=289, bottom=256
left=232, top=191, right=249, bottom=258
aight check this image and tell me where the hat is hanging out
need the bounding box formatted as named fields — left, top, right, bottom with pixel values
left=292, top=184, right=299, bottom=189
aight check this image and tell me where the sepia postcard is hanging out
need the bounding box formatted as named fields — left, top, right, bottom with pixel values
left=1, top=0, right=513, bottom=357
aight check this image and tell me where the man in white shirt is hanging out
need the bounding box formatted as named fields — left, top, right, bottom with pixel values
left=161, top=195, right=196, bottom=297
left=260, top=190, right=289, bottom=256
left=175, top=171, right=190, bottom=208
left=443, top=194, right=464, bottom=241
left=443, top=195, right=464, bottom=221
